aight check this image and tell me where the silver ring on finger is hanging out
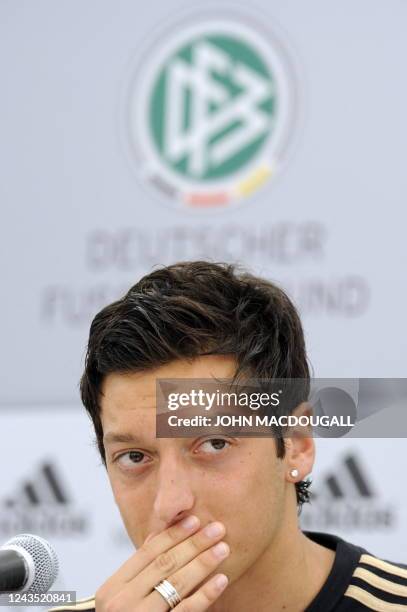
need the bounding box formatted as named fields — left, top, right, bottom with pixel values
left=154, top=579, right=182, bottom=609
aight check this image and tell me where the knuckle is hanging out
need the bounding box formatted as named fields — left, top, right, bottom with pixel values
left=177, top=603, right=193, bottom=612
left=155, top=550, right=178, bottom=574
left=167, top=524, right=180, bottom=543
left=188, top=533, right=204, bottom=554
left=166, top=523, right=183, bottom=545
left=199, top=550, right=218, bottom=570
left=137, top=542, right=148, bottom=555
left=136, top=544, right=151, bottom=564
left=95, top=584, right=111, bottom=609
left=202, top=582, right=219, bottom=602
left=103, top=594, right=125, bottom=612
left=167, top=573, right=185, bottom=597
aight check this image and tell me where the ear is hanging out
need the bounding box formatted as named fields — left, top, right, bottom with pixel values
left=283, top=402, right=315, bottom=483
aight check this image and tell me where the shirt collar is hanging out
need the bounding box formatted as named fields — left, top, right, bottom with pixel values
left=303, top=531, right=364, bottom=612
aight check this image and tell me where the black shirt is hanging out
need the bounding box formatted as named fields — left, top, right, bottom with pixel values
left=51, top=531, right=407, bottom=611
left=305, top=531, right=407, bottom=611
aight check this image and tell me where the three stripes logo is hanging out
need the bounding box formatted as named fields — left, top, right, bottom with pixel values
left=311, top=454, right=374, bottom=501
left=4, top=462, right=70, bottom=508
left=0, top=460, right=88, bottom=538
left=301, top=452, right=396, bottom=531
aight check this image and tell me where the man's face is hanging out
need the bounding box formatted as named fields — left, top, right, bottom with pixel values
left=100, top=355, right=300, bottom=584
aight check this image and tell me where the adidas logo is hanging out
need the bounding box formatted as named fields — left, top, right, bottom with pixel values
left=4, top=462, right=70, bottom=507
left=0, top=459, right=88, bottom=538
left=311, top=453, right=374, bottom=500
left=301, top=451, right=396, bottom=531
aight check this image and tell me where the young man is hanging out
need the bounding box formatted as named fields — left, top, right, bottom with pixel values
left=58, top=262, right=407, bottom=611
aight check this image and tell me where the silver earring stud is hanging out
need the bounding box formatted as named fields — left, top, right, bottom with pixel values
left=290, top=468, right=299, bottom=479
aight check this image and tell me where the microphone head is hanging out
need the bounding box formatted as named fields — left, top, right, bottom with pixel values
left=2, top=534, right=58, bottom=593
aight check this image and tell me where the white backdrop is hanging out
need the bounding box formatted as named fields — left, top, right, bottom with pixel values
left=0, top=0, right=406, bottom=604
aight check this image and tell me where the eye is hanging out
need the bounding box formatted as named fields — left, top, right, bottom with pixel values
left=196, top=438, right=231, bottom=455
left=116, top=450, right=149, bottom=469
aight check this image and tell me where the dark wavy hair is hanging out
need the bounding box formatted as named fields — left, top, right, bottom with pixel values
left=80, top=261, right=312, bottom=509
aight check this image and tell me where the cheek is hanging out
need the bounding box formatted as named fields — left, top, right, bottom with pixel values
left=213, top=451, right=285, bottom=558
left=108, top=470, right=153, bottom=544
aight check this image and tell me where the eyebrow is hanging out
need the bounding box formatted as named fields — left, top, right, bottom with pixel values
left=103, top=432, right=143, bottom=445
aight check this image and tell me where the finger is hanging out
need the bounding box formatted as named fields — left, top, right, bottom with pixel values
left=144, top=573, right=229, bottom=612
left=107, top=515, right=201, bottom=589
left=130, top=522, right=226, bottom=598
left=141, top=541, right=230, bottom=612
left=176, top=574, right=229, bottom=611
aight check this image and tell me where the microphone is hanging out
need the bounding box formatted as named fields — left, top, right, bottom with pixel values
left=0, top=534, right=58, bottom=594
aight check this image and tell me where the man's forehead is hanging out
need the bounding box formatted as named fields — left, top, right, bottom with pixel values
left=100, top=357, right=238, bottom=404
left=101, top=390, right=157, bottom=414
left=100, top=371, right=156, bottom=405
left=101, top=402, right=156, bottom=444
left=99, top=375, right=158, bottom=439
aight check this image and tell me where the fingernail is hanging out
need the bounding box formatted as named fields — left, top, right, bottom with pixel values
left=214, top=574, right=228, bottom=590
left=180, top=515, right=199, bottom=530
left=212, top=542, right=230, bottom=559
left=204, top=522, right=224, bottom=538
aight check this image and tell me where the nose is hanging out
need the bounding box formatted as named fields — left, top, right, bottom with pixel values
left=152, top=453, right=195, bottom=528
